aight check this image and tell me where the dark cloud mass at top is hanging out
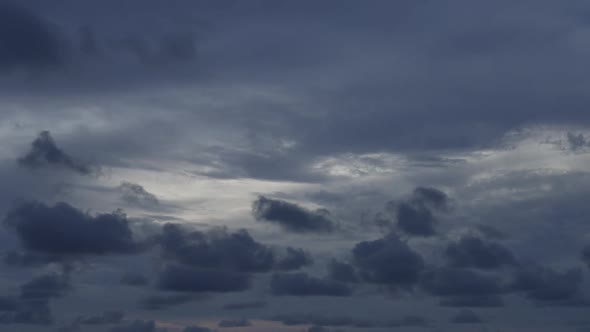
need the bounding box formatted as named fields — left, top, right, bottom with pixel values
left=2, top=1, right=590, bottom=331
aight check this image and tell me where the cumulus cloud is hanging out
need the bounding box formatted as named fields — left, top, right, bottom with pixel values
left=270, top=272, right=352, bottom=297
left=4, top=201, right=142, bottom=257
left=275, top=247, right=313, bottom=271
left=18, top=131, right=95, bottom=175
left=352, top=233, right=424, bottom=286
left=252, top=196, right=335, bottom=233
left=327, top=260, right=359, bottom=283
left=445, top=235, right=516, bottom=270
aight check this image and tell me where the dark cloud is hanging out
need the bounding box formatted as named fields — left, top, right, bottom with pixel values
left=157, top=264, right=250, bottom=293
left=0, top=299, right=53, bottom=325
left=581, top=245, right=590, bottom=268
left=138, top=294, right=196, bottom=310
left=0, top=297, right=18, bottom=311
left=4, top=201, right=141, bottom=256
left=0, top=2, right=65, bottom=72
left=383, top=187, right=449, bottom=237
left=218, top=318, right=251, bottom=327
left=352, top=233, right=424, bottom=286
left=252, top=196, right=335, bottom=233
left=109, top=320, right=158, bottom=332
left=445, top=235, right=516, bottom=269
left=18, top=131, right=95, bottom=175
left=20, top=273, right=70, bottom=301
left=119, top=181, right=159, bottom=207
left=450, top=310, right=483, bottom=324
left=270, top=272, right=352, bottom=297
left=420, top=268, right=502, bottom=297
left=327, top=260, right=359, bottom=283
left=509, top=264, right=586, bottom=305
left=121, top=273, right=149, bottom=287
left=271, top=313, right=427, bottom=328
left=567, top=132, right=590, bottom=151
left=158, top=224, right=275, bottom=273
left=78, top=311, right=124, bottom=325
left=222, top=301, right=266, bottom=311
left=183, top=326, right=213, bottom=332
left=275, top=247, right=313, bottom=271
left=439, top=295, right=504, bottom=308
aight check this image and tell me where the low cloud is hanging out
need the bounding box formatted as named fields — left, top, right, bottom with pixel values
left=252, top=196, right=335, bottom=233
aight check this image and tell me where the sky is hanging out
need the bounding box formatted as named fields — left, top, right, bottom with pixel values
left=2, top=1, right=590, bottom=331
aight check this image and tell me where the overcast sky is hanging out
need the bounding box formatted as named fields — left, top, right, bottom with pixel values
left=3, top=1, right=590, bottom=331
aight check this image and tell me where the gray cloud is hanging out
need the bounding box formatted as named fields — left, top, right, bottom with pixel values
left=270, top=273, right=352, bottom=297
left=352, top=233, right=424, bottom=286
left=4, top=201, right=142, bottom=256
left=217, top=318, right=251, bottom=327
left=18, top=131, right=95, bottom=175
left=253, top=196, right=335, bottom=233
left=450, top=309, right=483, bottom=324
left=156, top=264, right=250, bottom=293
left=445, top=235, right=516, bottom=270
left=109, top=320, right=159, bottom=332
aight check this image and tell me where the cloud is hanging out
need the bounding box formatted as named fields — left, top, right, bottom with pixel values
left=270, top=272, right=352, bottom=296
left=387, top=187, right=449, bottom=237
left=18, top=131, right=95, bottom=175
left=222, top=301, right=266, bottom=310
left=352, top=233, right=424, bottom=286
left=275, top=247, right=313, bottom=271
left=271, top=313, right=428, bottom=328
left=158, top=224, right=275, bottom=273
left=252, top=196, right=335, bottom=233
left=4, top=201, right=142, bottom=256
left=450, top=310, right=483, bottom=324
left=119, top=181, right=159, bottom=207
left=327, top=260, right=359, bottom=283
left=121, top=273, right=148, bottom=287
left=508, top=264, right=586, bottom=305
left=109, top=320, right=159, bottom=332
left=218, top=318, right=251, bottom=327
left=439, top=295, right=504, bottom=307
left=78, top=311, right=124, bottom=325
left=0, top=2, right=65, bottom=72
left=138, top=294, right=196, bottom=310
left=419, top=267, right=502, bottom=297
left=0, top=299, right=53, bottom=325
left=445, top=235, right=516, bottom=269
left=156, top=264, right=250, bottom=293
left=20, top=273, right=70, bottom=301
left=183, top=326, right=213, bottom=332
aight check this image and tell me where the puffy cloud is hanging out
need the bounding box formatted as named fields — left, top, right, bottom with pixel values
left=509, top=264, right=587, bottom=305
left=275, top=247, right=313, bottom=271
left=252, top=196, right=335, bottom=233
left=270, top=272, right=352, bottom=297
left=156, top=264, right=250, bottom=293
left=158, top=224, right=275, bottom=273
left=18, top=131, right=95, bottom=175
left=352, top=233, right=424, bottom=286
left=327, top=260, right=359, bottom=283
left=4, top=201, right=141, bottom=256
left=445, top=235, right=516, bottom=269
